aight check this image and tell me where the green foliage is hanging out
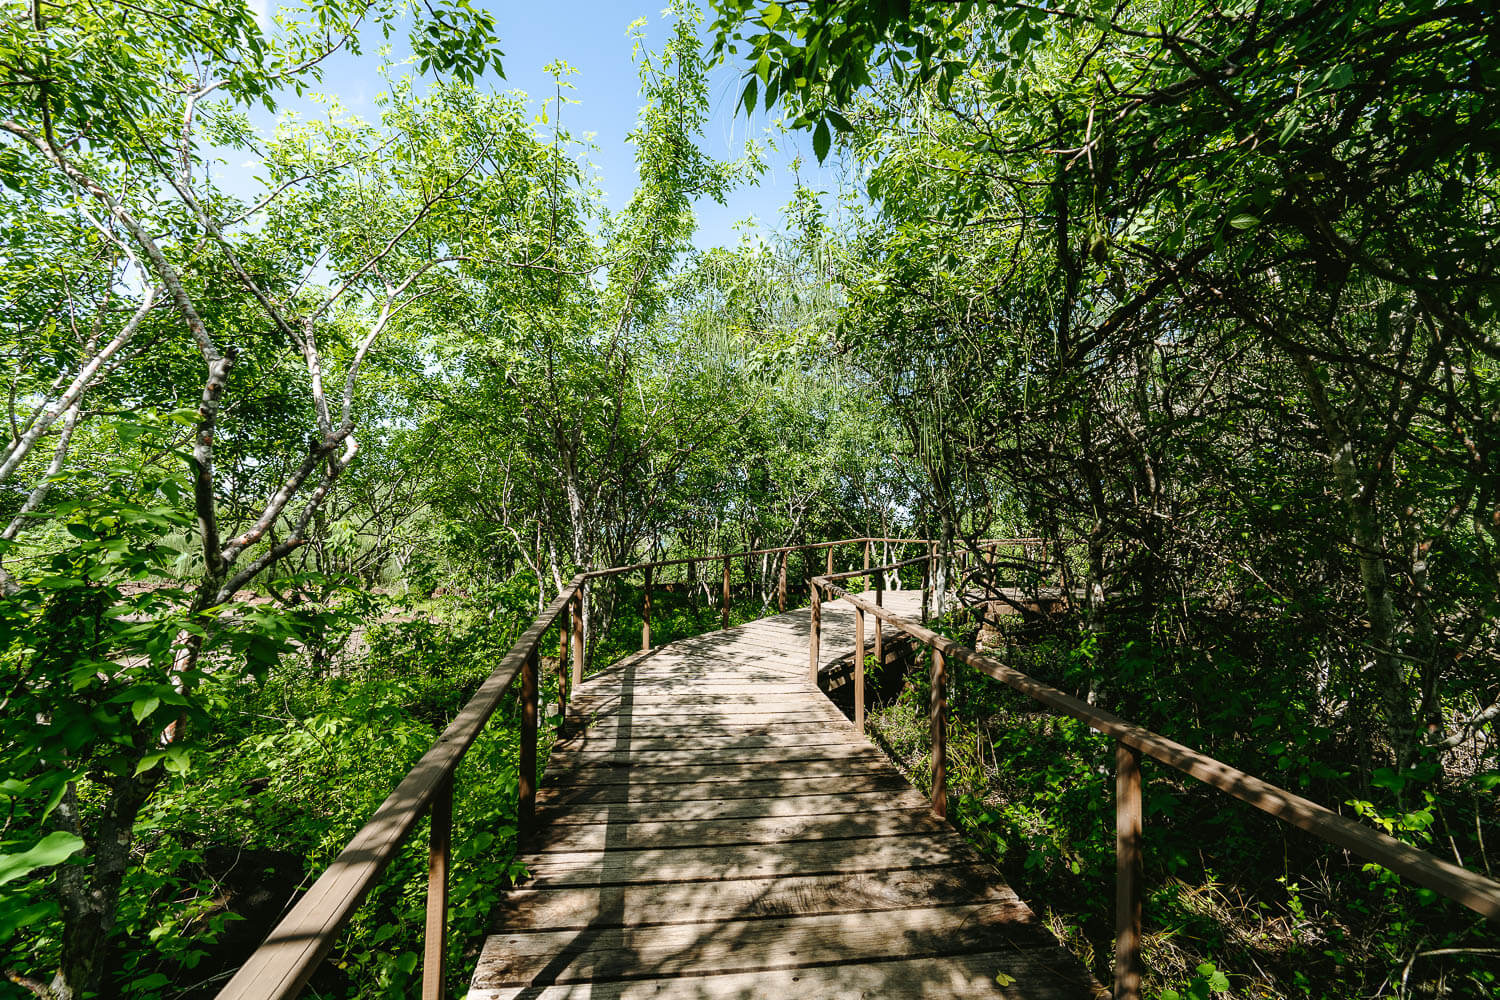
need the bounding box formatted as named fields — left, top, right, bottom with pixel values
left=1160, top=962, right=1231, bottom=1000
left=711, top=1, right=1500, bottom=993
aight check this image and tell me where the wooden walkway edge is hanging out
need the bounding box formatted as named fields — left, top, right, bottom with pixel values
left=470, top=592, right=1104, bottom=999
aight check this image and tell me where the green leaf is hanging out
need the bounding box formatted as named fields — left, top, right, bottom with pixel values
left=163, top=746, right=191, bottom=776
left=0, top=899, right=56, bottom=939
left=134, top=752, right=167, bottom=777
left=132, top=696, right=160, bottom=724
left=813, top=118, right=831, bottom=162
left=763, top=3, right=784, bottom=27
left=0, top=832, right=86, bottom=887
left=1229, top=214, right=1258, bottom=230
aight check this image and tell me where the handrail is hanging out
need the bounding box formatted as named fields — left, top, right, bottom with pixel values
left=216, top=535, right=939, bottom=1000
left=811, top=567, right=1500, bottom=1000
left=215, top=578, right=582, bottom=1000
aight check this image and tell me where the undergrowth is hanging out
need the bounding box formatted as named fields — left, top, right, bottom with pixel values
left=2, top=585, right=558, bottom=1000
left=863, top=608, right=1499, bottom=1000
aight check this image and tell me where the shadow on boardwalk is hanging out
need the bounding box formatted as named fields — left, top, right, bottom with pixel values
left=469, top=595, right=1104, bottom=1000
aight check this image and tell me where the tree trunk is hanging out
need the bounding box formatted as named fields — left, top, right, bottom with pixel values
left=52, top=768, right=162, bottom=999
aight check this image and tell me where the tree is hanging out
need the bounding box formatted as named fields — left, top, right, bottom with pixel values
left=709, top=2, right=1499, bottom=990
left=0, top=2, right=544, bottom=993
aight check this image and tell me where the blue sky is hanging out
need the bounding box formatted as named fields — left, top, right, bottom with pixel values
left=245, top=1, right=838, bottom=250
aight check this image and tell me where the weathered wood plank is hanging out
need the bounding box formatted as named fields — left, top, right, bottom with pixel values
left=554, top=731, right=862, bottom=754
left=533, top=788, right=932, bottom=826
left=567, top=709, right=848, bottom=728
left=549, top=741, right=873, bottom=767
left=567, top=693, right=832, bottom=711
left=530, top=807, right=950, bottom=852
left=542, top=759, right=891, bottom=787
left=489, top=865, right=1023, bottom=929
left=572, top=682, right=809, bottom=695
left=473, top=904, right=1092, bottom=987
left=535, top=772, right=915, bottom=808
left=564, top=728, right=870, bottom=743
left=518, top=832, right=971, bottom=888
left=471, top=950, right=1100, bottom=1000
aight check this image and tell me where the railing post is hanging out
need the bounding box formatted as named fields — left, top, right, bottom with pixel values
left=921, top=543, right=933, bottom=624
left=642, top=565, right=652, bottom=651
left=571, top=590, right=585, bottom=691
left=778, top=550, right=787, bottom=613
left=557, top=606, right=570, bottom=725
left=930, top=645, right=946, bottom=820
left=1115, top=741, right=1144, bottom=1000
left=808, top=581, right=821, bottom=684
left=863, top=539, right=871, bottom=591
left=853, top=605, right=865, bottom=730
left=825, top=544, right=833, bottom=578
left=422, top=776, right=453, bottom=1000
left=721, top=553, right=732, bottom=630
left=518, top=648, right=538, bottom=840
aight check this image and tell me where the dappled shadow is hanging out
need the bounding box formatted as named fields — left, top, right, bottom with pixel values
left=468, top=597, right=1103, bottom=999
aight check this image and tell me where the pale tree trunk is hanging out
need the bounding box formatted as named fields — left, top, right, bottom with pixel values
left=1295, top=354, right=1418, bottom=767
left=933, top=517, right=954, bottom=617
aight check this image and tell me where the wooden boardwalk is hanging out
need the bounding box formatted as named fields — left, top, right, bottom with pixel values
left=470, top=592, right=1103, bottom=999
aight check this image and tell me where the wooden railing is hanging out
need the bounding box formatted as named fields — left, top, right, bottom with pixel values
left=214, top=535, right=935, bottom=1000
left=811, top=555, right=1500, bottom=1000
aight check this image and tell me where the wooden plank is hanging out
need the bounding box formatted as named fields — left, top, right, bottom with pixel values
left=611, top=651, right=802, bottom=670
left=571, top=691, right=834, bottom=707
left=536, top=772, right=915, bottom=807
left=698, top=627, right=818, bottom=642
left=575, top=697, right=844, bottom=713
left=471, top=949, right=1102, bottom=1000
left=565, top=713, right=853, bottom=733
left=489, top=865, right=1024, bottom=929
left=594, top=643, right=808, bottom=660
left=577, top=675, right=803, bottom=688
left=568, top=692, right=830, bottom=710
left=571, top=682, right=809, bottom=694
left=473, top=904, right=1083, bottom=986
left=580, top=671, right=798, bottom=689
left=519, top=832, right=971, bottom=888
left=533, top=789, right=932, bottom=826
left=566, top=718, right=850, bottom=736
left=542, top=758, right=893, bottom=787
left=578, top=682, right=805, bottom=693
left=597, top=639, right=814, bottom=652
left=550, top=741, right=874, bottom=767
left=568, top=720, right=863, bottom=738
left=530, top=807, right=950, bottom=852
left=567, top=717, right=849, bottom=731
left=554, top=731, right=862, bottom=753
